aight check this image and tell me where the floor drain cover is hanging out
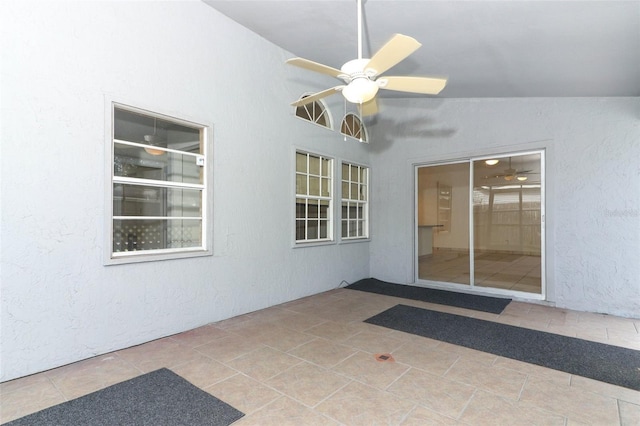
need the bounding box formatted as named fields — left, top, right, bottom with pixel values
left=374, top=353, right=395, bottom=362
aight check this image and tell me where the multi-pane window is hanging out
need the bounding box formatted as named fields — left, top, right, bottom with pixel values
left=295, top=96, right=331, bottom=128
left=295, top=151, right=333, bottom=243
left=340, top=113, right=368, bottom=143
left=341, top=162, right=369, bottom=239
left=108, top=104, right=210, bottom=262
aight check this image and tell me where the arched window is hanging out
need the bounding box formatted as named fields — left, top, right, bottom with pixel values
left=295, top=96, right=331, bottom=129
left=340, top=113, right=368, bottom=143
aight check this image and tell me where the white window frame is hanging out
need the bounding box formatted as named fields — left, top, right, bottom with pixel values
left=294, top=150, right=334, bottom=245
left=294, top=95, right=332, bottom=130
left=340, top=113, right=368, bottom=143
left=104, top=100, right=213, bottom=265
left=341, top=161, right=370, bottom=240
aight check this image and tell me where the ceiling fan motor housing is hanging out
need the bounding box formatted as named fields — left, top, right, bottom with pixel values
left=340, top=59, right=379, bottom=104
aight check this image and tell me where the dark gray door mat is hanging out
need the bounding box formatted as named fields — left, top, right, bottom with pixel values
left=365, top=304, right=640, bottom=391
left=7, top=368, right=244, bottom=426
left=347, top=278, right=511, bottom=314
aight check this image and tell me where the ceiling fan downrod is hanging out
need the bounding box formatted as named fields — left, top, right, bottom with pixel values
left=357, top=0, right=363, bottom=60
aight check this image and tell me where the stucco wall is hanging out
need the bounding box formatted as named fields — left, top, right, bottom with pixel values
left=0, top=1, right=370, bottom=382
left=2, top=1, right=638, bottom=383
left=367, top=97, right=640, bottom=318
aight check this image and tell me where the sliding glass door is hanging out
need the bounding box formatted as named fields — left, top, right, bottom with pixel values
left=416, top=151, right=544, bottom=297
left=417, top=162, right=470, bottom=284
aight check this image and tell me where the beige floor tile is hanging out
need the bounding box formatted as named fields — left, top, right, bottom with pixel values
left=0, top=377, right=66, bottom=423
left=459, top=390, right=565, bottom=425
left=0, top=372, right=51, bottom=395
left=492, top=357, right=571, bottom=385
left=5, top=288, right=639, bottom=425
left=493, top=313, right=524, bottom=327
left=246, top=306, right=299, bottom=324
left=608, top=339, right=640, bottom=350
left=619, top=400, right=640, bottom=426
left=204, top=373, right=281, bottom=415
left=575, top=329, right=610, bottom=342
left=115, top=338, right=201, bottom=373
left=237, top=395, right=339, bottom=425
left=287, top=338, right=358, bottom=368
left=602, top=318, right=639, bottom=334
left=168, top=324, right=230, bottom=348
left=339, top=329, right=406, bottom=354
left=195, top=334, right=265, bottom=362
left=45, top=354, right=141, bottom=400
left=169, top=354, right=237, bottom=388
left=400, top=406, right=459, bottom=425
left=386, top=367, right=475, bottom=419
left=315, top=381, right=416, bottom=425
left=211, top=312, right=255, bottom=330
left=225, top=346, right=302, bottom=382
left=545, top=324, right=580, bottom=337
left=265, top=362, right=351, bottom=407
left=436, top=342, right=498, bottom=366
left=570, top=375, right=640, bottom=405
left=260, top=326, right=317, bottom=352
left=445, top=358, right=527, bottom=401
left=392, top=343, right=459, bottom=376
left=267, top=310, right=327, bottom=332
left=468, top=311, right=502, bottom=321
left=519, top=375, right=620, bottom=424
left=221, top=320, right=281, bottom=339
left=305, top=320, right=366, bottom=341
left=331, top=350, right=410, bottom=390
left=502, top=301, right=533, bottom=314
left=606, top=328, right=640, bottom=347
left=316, top=306, right=377, bottom=322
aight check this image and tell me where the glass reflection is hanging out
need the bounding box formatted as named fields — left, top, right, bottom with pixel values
left=417, top=163, right=470, bottom=285
left=473, top=153, right=542, bottom=293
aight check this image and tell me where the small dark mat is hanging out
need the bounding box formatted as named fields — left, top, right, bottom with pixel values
left=365, top=304, right=640, bottom=391
left=346, top=278, right=511, bottom=314
left=7, top=368, right=244, bottom=426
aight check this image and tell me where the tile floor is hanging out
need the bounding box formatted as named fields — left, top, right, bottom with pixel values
left=419, top=249, right=542, bottom=294
left=2, top=288, right=639, bottom=425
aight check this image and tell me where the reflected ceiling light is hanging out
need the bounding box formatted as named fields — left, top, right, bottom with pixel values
left=144, top=118, right=165, bottom=156
left=517, top=175, right=528, bottom=181
left=485, top=159, right=499, bottom=166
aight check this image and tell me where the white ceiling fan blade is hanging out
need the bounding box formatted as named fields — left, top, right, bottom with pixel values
left=358, top=98, right=379, bottom=117
left=364, top=34, right=422, bottom=77
left=377, top=76, right=447, bottom=95
left=290, top=86, right=344, bottom=107
left=286, top=58, right=345, bottom=79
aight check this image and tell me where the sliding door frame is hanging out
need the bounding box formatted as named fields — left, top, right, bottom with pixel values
left=414, top=150, right=546, bottom=301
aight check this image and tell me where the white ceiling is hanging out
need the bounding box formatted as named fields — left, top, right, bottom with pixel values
left=203, top=0, right=640, bottom=98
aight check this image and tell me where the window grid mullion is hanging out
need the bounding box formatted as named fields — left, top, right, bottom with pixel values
left=296, top=152, right=333, bottom=243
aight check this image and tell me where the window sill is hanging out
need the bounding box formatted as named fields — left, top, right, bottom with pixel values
left=339, top=237, right=371, bottom=244
left=292, top=240, right=336, bottom=249
left=104, top=248, right=212, bottom=266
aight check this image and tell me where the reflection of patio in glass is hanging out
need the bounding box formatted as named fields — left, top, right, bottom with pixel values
left=418, top=249, right=541, bottom=293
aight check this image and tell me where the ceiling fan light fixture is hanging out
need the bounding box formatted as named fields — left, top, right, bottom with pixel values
left=517, top=175, right=528, bottom=181
left=342, top=77, right=379, bottom=104
left=144, top=133, right=165, bottom=156
left=485, top=159, right=499, bottom=166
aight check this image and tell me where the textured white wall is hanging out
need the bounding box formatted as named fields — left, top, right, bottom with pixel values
left=0, top=1, right=370, bottom=381
left=367, top=97, right=640, bottom=318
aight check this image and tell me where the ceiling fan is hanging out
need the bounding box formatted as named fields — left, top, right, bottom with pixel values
left=484, top=157, right=535, bottom=182
left=286, top=0, right=447, bottom=116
